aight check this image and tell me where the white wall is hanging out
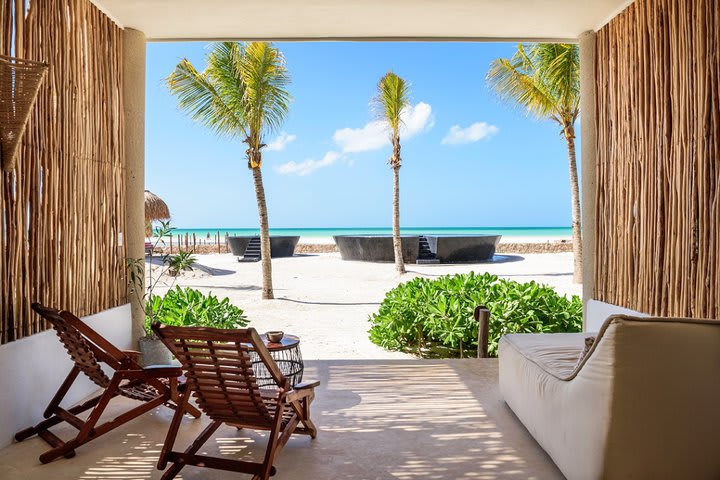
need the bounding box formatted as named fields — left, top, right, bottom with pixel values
left=0, top=304, right=131, bottom=448
left=585, top=299, right=649, bottom=332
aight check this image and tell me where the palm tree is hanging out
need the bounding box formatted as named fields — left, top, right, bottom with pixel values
left=487, top=43, right=582, bottom=283
left=167, top=42, right=291, bottom=299
left=375, top=72, right=410, bottom=274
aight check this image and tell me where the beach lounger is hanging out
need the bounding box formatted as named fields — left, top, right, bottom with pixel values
left=152, top=323, right=320, bottom=480
left=15, top=303, right=201, bottom=464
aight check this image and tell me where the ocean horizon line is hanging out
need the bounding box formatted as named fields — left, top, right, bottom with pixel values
left=165, top=226, right=573, bottom=239
left=171, top=226, right=572, bottom=230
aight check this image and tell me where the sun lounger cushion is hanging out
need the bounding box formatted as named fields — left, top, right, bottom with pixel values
left=500, top=315, right=720, bottom=479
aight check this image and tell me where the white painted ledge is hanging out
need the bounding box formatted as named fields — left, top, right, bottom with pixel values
left=0, top=304, right=132, bottom=448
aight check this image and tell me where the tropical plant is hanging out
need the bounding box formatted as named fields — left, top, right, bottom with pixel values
left=487, top=44, right=582, bottom=283
left=167, top=250, right=197, bottom=276
left=368, top=272, right=582, bottom=357
left=375, top=72, right=411, bottom=275
left=145, top=286, right=249, bottom=336
left=167, top=42, right=291, bottom=299
left=126, top=221, right=196, bottom=333
left=126, top=221, right=173, bottom=311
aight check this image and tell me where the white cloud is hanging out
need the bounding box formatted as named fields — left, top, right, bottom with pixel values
left=333, top=120, right=388, bottom=153
left=442, top=122, right=499, bottom=145
left=265, top=132, right=297, bottom=151
left=276, top=151, right=342, bottom=176
left=400, top=102, right=435, bottom=138
left=333, top=102, right=434, bottom=153
left=276, top=102, right=434, bottom=176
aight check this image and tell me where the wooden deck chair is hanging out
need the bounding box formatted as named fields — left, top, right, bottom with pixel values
left=152, top=323, right=320, bottom=480
left=15, top=303, right=201, bottom=464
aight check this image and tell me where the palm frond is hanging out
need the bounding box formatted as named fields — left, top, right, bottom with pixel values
left=375, top=72, right=410, bottom=133
left=206, top=42, right=247, bottom=124
left=486, top=43, right=579, bottom=125
left=166, top=41, right=292, bottom=150
left=238, top=42, right=292, bottom=146
left=486, top=57, right=556, bottom=119
left=166, top=58, right=246, bottom=138
left=533, top=43, right=580, bottom=114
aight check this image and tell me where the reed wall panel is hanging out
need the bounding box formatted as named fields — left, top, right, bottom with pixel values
left=0, top=0, right=126, bottom=343
left=595, top=0, right=720, bottom=317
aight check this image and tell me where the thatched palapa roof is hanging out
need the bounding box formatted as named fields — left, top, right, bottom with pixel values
left=144, top=190, right=170, bottom=222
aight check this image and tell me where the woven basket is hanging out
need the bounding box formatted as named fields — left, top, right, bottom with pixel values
left=0, top=54, right=48, bottom=171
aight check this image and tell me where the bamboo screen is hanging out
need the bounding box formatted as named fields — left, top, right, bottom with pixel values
left=595, top=0, right=720, bottom=318
left=0, top=0, right=126, bottom=343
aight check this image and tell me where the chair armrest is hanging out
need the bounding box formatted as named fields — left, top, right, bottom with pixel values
left=286, top=381, right=319, bottom=403
left=122, top=350, right=143, bottom=361
left=119, top=366, right=183, bottom=381
left=145, top=365, right=184, bottom=377
left=294, top=380, right=320, bottom=390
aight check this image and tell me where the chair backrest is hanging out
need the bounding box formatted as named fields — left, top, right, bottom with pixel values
left=152, top=323, right=289, bottom=427
left=31, top=303, right=131, bottom=388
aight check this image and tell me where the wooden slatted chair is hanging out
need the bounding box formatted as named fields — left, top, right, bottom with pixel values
left=152, top=322, right=320, bottom=480
left=15, top=303, right=201, bottom=464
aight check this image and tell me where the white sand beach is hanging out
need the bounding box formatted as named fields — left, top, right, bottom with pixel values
left=151, top=251, right=581, bottom=360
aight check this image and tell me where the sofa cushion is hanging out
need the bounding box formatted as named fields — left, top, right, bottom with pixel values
left=501, top=332, right=586, bottom=379
left=585, top=299, right=648, bottom=332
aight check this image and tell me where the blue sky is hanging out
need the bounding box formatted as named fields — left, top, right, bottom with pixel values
left=145, top=42, right=580, bottom=229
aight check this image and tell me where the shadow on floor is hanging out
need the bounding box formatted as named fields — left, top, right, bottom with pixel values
left=277, top=297, right=381, bottom=306
left=0, top=360, right=562, bottom=480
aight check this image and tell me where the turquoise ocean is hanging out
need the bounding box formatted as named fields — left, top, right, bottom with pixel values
left=170, top=227, right=572, bottom=239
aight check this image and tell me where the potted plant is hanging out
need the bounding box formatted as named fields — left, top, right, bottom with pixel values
left=126, top=222, right=199, bottom=365
left=142, top=287, right=249, bottom=365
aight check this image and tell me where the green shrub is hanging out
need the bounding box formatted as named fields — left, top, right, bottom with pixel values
left=145, top=286, right=249, bottom=336
left=167, top=250, right=197, bottom=276
left=369, top=272, right=582, bottom=357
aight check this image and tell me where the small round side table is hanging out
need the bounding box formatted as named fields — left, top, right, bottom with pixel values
left=249, top=334, right=304, bottom=388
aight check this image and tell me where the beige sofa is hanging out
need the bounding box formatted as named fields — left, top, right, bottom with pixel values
left=499, top=312, right=720, bottom=479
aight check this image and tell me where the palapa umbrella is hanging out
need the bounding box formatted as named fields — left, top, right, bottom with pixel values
left=144, top=190, right=170, bottom=236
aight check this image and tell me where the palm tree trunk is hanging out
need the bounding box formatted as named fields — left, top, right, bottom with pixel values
left=251, top=166, right=274, bottom=299
left=392, top=165, right=405, bottom=274
left=565, top=125, right=583, bottom=283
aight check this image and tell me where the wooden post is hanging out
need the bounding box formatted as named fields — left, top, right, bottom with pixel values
left=580, top=30, right=597, bottom=330
left=474, top=306, right=490, bottom=359
left=123, top=28, right=147, bottom=344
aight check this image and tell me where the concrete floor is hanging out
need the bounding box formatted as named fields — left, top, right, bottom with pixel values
left=0, top=360, right=563, bottom=480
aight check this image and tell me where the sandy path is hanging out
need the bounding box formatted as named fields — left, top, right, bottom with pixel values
left=151, top=252, right=581, bottom=360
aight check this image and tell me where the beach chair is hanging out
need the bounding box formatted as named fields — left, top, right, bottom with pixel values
left=15, top=303, right=201, bottom=464
left=152, top=323, right=320, bottom=480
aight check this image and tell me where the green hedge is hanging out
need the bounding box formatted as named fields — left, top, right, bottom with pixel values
left=146, top=286, right=249, bottom=335
left=369, top=272, right=582, bottom=357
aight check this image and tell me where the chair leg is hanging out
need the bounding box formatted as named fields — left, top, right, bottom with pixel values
left=44, top=366, right=80, bottom=418
left=168, top=377, right=201, bottom=419
left=183, top=402, right=202, bottom=419
left=15, top=392, right=103, bottom=443
left=76, top=376, right=121, bottom=442
left=158, top=385, right=191, bottom=470
left=39, top=438, right=81, bottom=464
left=256, top=403, right=286, bottom=480
left=289, top=394, right=317, bottom=438
left=160, top=420, right=222, bottom=480
left=301, top=396, right=318, bottom=439
left=15, top=367, right=88, bottom=442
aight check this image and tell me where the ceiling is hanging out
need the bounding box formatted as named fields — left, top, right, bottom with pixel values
left=90, top=0, right=634, bottom=42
